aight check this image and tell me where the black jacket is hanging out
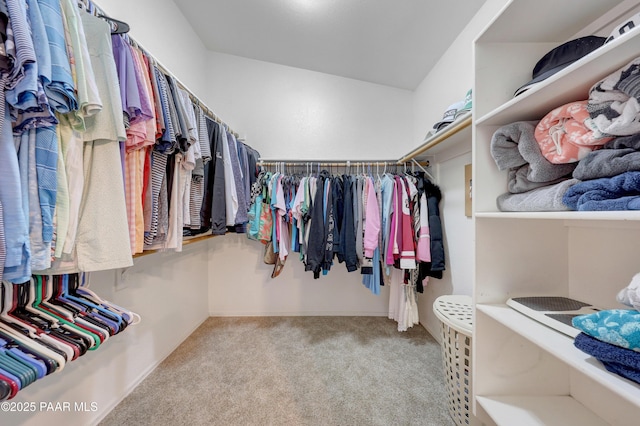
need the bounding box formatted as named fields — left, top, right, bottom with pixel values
left=305, top=172, right=329, bottom=278
left=339, top=175, right=358, bottom=272
left=419, top=178, right=445, bottom=280
left=201, top=119, right=227, bottom=235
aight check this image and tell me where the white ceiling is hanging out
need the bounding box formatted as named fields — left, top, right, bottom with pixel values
left=172, top=0, right=486, bottom=90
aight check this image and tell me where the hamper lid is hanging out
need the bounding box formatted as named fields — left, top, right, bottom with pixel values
left=433, top=295, right=473, bottom=333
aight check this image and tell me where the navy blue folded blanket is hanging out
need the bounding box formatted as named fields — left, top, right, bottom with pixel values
left=562, top=171, right=640, bottom=210
left=574, top=332, right=640, bottom=385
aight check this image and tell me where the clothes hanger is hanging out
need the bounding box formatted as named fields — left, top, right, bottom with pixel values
left=77, top=273, right=140, bottom=326
left=0, top=292, right=44, bottom=388
left=97, top=14, right=130, bottom=35
left=0, top=286, right=48, bottom=387
left=0, top=371, right=19, bottom=400
left=0, top=327, right=57, bottom=378
left=0, top=284, right=68, bottom=370
left=57, top=274, right=124, bottom=335
left=0, top=335, right=47, bottom=381
left=44, top=276, right=113, bottom=343
left=20, top=280, right=92, bottom=357
left=1, top=282, right=80, bottom=361
left=0, top=352, right=34, bottom=391
left=0, top=287, right=67, bottom=371
left=28, top=277, right=100, bottom=353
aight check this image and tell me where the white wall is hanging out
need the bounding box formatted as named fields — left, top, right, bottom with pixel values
left=411, top=0, right=509, bottom=340
left=99, top=0, right=208, bottom=97
left=411, top=0, right=509, bottom=146
left=204, top=51, right=414, bottom=160
left=209, top=235, right=389, bottom=316
left=204, top=52, right=412, bottom=316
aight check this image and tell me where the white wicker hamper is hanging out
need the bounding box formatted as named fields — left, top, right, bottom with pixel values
left=433, top=295, right=475, bottom=426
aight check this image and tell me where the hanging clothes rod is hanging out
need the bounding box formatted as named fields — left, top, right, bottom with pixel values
left=258, top=159, right=429, bottom=168
left=87, top=0, right=240, bottom=139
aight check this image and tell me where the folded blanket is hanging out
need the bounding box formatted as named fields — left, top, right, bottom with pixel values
left=617, top=272, right=640, bottom=311
left=587, top=56, right=640, bottom=138
left=497, top=179, right=578, bottom=211
left=574, top=333, right=640, bottom=385
left=573, top=133, right=640, bottom=180
left=535, top=101, right=612, bottom=164
left=605, top=132, right=640, bottom=150
left=562, top=171, right=640, bottom=210
left=507, top=169, right=570, bottom=194
left=572, top=309, right=640, bottom=351
left=491, top=121, right=576, bottom=193
left=573, top=148, right=640, bottom=180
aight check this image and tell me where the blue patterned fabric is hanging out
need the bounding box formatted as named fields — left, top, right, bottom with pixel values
left=0, top=93, right=31, bottom=283
left=10, top=0, right=57, bottom=132
left=5, top=0, right=39, bottom=107
left=153, top=66, right=176, bottom=153
left=36, top=0, right=77, bottom=113
left=35, top=126, right=58, bottom=243
left=572, top=309, right=640, bottom=351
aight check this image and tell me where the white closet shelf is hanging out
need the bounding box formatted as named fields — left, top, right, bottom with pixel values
left=477, top=304, right=640, bottom=407
left=475, top=211, right=640, bottom=221
left=398, top=112, right=471, bottom=163
left=476, top=395, right=608, bottom=426
left=476, top=26, right=640, bottom=127
left=476, top=0, right=622, bottom=44
left=133, top=234, right=217, bottom=258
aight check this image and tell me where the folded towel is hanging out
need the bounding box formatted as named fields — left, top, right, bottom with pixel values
left=491, top=121, right=576, bottom=193
left=587, top=56, right=640, bottom=138
left=562, top=171, right=640, bottom=211
left=578, top=195, right=640, bottom=211
left=573, top=148, right=640, bottom=180
left=535, top=101, right=612, bottom=164
left=497, top=179, right=578, bottom=211
left=573, top=133, right=640, bottom=180
left=605, top=132, right=640, bottom=150
left=574, top=332, right=640, bottom=385
left=572, top=309, right=640, bottom=351
left=617, top=272, right=640, bottom=311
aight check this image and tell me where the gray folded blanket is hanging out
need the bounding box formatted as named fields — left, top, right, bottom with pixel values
left=491, top=121, right=576, bottom=193
left=573, top=133, right=640, bottom=180
left=497, top=179, right=578, bottom=211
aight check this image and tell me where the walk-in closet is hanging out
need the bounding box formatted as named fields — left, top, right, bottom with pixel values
left=3, top=0, right=640, bottom=425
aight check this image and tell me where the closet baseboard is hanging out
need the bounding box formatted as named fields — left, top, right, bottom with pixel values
left=90, top=314, right=209, bottom=426
left=208, top=311, right=389, bottom=317
left=421, top=321, right=442, bottom=345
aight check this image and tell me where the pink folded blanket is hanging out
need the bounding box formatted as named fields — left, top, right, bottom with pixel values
left=535, top=101, right=612, bottom=164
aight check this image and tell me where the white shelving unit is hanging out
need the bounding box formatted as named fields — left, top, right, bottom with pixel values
left=398, top=112, right=472, bottom=163
left=472, top=0, right=640, bottom=425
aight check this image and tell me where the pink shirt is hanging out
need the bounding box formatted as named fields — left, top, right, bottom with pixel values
left=363, top=177, right=380, bottom=258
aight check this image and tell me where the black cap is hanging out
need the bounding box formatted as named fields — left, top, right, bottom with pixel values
left=514, top=35, right=606, bottom=97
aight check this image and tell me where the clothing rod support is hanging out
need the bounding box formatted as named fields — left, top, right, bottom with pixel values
left=411, top=158, right=436, bottom=182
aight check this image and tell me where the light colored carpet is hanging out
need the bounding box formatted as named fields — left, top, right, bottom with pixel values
left=100, top=317, right=454, bottom=426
